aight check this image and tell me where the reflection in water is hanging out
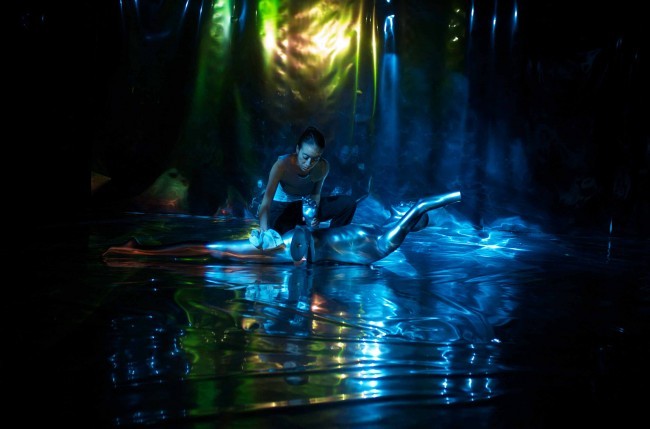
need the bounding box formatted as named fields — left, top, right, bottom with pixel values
left=172, top=263, right=508, bottom=415
left=105, top=222, right=529, bottom=424
left=85, top=211, right=649, bottom=427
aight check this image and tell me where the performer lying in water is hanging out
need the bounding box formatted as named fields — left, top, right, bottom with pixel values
left=103, top=191, right=461, bottom=265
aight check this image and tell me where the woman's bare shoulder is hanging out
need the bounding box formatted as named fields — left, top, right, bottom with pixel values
left=273, top=154, right=292, bottom=169
left=269, top=154, right=295, bottom=182
left=276, top=153, right=295, bottom=167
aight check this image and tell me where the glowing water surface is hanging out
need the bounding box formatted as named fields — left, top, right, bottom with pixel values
left=12, top=207, right=649, bottom=428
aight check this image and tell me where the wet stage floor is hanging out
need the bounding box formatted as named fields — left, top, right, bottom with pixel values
left=6, top=207, right=649, bottom=428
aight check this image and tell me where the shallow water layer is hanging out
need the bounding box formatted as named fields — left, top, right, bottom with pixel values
left=6, top=212, right=649, bottom=428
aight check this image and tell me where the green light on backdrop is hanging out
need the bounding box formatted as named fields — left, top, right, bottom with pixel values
left=258, top=0, right=280, bottom=66
left=193, top=1, right=232, bottom=108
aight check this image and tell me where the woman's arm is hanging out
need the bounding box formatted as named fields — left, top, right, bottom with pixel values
left=258, top=160, right=283, bottom=231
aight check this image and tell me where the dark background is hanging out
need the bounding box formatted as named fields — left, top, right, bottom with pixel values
left=9, top=0, right=648, bottom=238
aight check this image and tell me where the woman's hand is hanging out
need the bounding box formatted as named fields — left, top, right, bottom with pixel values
left=249, top=229, right=263, bottom=249
left=249, top=228, right=283, bottom=250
